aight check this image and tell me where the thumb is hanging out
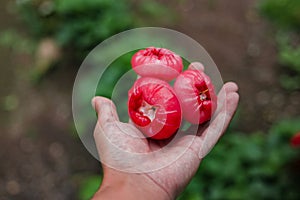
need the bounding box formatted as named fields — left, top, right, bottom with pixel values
left=91, top=97, right=149, bottom=172
left=92, top=96, right=119, bottom=128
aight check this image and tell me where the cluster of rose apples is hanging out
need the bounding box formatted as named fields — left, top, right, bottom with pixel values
left=128, top=47, right=217, bottom=140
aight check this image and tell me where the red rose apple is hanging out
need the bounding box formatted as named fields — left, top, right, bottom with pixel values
left=131, top=47, right=183, bottom=81
left=128, top=77, right=182, bottom=140
left=174, top=69, right=217, bottom=124
left=290, top=132, right=300, bottom=148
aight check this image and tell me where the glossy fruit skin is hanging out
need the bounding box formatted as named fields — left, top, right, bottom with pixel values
left=128, top=77, right=182, bottom=140
left=174, top=69, right=217, bottom=124
left=131, top=47, right=183, bottom=81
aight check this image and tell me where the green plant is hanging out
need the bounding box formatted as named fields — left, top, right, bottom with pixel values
left=13, top=0, right=172, bottom=55
left=0, top=29, right=35, bottom=54
left=277, top=32, right=300, bottom=90
left=1, top=0, right=173, bottom=81
left=179, top=118, right=300, bottom=200
left=78, top=175, right=102, bottom=200
left=258, top=0, right=300, bottom=90
left=258, top=0, right=300, bottom=31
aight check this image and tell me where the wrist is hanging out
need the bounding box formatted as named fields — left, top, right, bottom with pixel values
left=93, top=168, right=171, bottom=200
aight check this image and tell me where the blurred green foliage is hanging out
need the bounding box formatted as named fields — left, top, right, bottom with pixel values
left=15, top=0, right=171, bottom=54
left=259, top=0, right=300, bottom=30
left=277, top=32, right=300, bottom=90
left=95, top=51, right=135, bottom=122
left=1, top=0, right=131, bottom=57
left=0, top=29, right=35, bottom=54
left=179, top=118, right=300, bottom=200
left=78, top=175, right=102, bottom=200
left=259, top=0, right=300, bottom=90
left=95, top=51, right=134, bottom=99
left=0, top=0, right=173, bottom=80
left=2, top=94, right=19, bottom=111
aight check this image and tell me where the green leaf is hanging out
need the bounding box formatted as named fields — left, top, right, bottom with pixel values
left=78, top=175, right=102, bottom=200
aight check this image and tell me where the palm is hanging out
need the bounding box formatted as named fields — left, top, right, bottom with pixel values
left=93, top=81, right=239, bottom=199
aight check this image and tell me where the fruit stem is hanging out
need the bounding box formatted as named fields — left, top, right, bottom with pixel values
left=199, top=89, right=209, bottom=101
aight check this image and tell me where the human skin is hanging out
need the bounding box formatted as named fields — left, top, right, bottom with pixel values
left=91, top=63, right=239, bottom=200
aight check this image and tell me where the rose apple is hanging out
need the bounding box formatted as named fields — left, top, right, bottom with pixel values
left=174, top=69, right=217, bottom=124
left=131, top=47, right=183, bottom=81
left=128, top=77, right=182, bottom=140
left=290, top=132, right=300, bottom=148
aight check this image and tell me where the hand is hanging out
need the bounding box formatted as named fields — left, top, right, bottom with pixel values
left=91, top=63, right=239, bottom=200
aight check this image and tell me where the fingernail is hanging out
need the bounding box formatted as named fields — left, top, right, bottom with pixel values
left=225, top=82, right=239, bottom=93
left=91, top=97, right=97, bottom=110
left=189, top=62, right=205, bottom=71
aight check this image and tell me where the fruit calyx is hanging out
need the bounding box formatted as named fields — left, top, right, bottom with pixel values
left=128, top=93, right=157, bottom=127
left=199, top=88, right=209, bottom=101
left=195, top=81, right=212, bottom=103
left=144, top=47, right=163, bottom=58
left=144, top=47, right=173, bottom=60
left=139, top=101, right=157, bottom=122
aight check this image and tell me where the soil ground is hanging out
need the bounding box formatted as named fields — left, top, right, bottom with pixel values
left=0, top=0, right=299, bottom=199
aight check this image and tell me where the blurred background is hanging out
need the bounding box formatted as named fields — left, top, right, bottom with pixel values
left=0, top=0, right=300, bottom=199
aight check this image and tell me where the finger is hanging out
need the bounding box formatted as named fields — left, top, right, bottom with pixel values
left=187, top=81, right=238, bottom=134
left=214, top=82, right=238, bottom=115
left=224, top=82, right=238, bottom=93
left=92, top=97, right=149, bottom=159
left=185, top=82, right=239, bottom=158
left=92, top=97, right=147, bottom=140
left=188, top=62, right=205, bottom=71
left=198, top=91, right=239, bottom=158
left=92, top=96, right=120, bottom=128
